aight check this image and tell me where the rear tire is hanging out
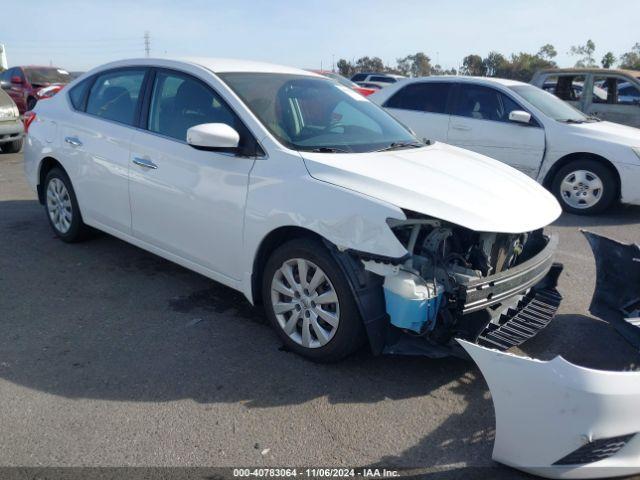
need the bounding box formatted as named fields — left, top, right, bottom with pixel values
left=551, top=159, right=617, bottom=215
left=0, top=138, right=23, bottom=154
left=43, top=168, right=91, bottom=242
left=262, top=237, right=365, bottom=362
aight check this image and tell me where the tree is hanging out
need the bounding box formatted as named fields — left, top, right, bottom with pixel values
left=396, top=52, right=432, bottom=77
left=483, top=51, right=509, bottom=77
left=619, top=43, right=640, bottom=70
left=461, top=54, right=486, bottom=76
left=355, top=56, right=385, bottom=73
left=601, top=52, right=617, bottom=69
left=537, top=44, right=558, bottom=61
left=337, top=59, right=355, bottom=77
left=430, top=64, right=457, bottom=76
left=569, top=39, right=597, bottom=67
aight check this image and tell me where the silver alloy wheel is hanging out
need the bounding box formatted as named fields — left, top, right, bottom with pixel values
left=46, top=178, right=73, bottom=234
left=560, top=169, right=604, bottom=209
left=270, top=258, right=340, bottom=349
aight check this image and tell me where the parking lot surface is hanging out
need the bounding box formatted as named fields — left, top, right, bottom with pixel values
left=1, top=152, right=639, bottom=473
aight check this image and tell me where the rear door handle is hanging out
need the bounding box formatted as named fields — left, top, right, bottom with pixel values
left=133, top=157, right=158, bottom=169
left=451, top=124, right=471, bottom=131
left=64, top=136, right=82, bottom=147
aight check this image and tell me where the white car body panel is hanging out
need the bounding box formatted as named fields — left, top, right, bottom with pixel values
left=301, top=142, right=561, bottom=234
left=459, top=339, right=640, bottom=479
left=371, top=76, right=640, bottom=207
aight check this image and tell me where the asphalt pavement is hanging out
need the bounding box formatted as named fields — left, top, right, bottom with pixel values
left=1, top=151, right=639, bottom=476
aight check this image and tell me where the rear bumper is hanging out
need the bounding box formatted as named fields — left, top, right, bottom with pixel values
left=0, top=120, right=24, bottom=144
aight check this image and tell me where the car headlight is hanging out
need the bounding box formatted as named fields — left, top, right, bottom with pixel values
left=633, top=147, right=640, bottom=162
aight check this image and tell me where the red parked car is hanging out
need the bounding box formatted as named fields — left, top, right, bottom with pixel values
left=0, top=66, right=72, bottom=113
left=310, top=70, right=377, bottom=97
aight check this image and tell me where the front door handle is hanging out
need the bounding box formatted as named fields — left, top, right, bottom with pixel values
left=64, top=136, right=82, bottom=147
left=451, top=124, right=471, bottom=131
left=133, top=157, right=158, bottom=169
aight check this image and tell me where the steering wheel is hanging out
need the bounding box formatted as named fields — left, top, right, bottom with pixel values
left=322, top=122, right=347, bottom=133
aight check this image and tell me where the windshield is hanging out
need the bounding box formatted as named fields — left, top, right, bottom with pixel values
left=24, top=67, right=71, bottom=85
left=510, top=85, right=589, bottom=123
left=218, top=72, right=420, bottom=153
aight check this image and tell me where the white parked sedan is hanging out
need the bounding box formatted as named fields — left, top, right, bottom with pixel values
left=24, top=58, right=562, bottom=364
left=371, top=76, right=640, bottom=214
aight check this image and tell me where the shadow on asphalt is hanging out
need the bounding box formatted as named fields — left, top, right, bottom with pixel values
left=1, top=199, right=639, bottom=472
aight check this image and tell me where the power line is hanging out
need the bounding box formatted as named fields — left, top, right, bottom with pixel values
left=144, top=31, right=150, bottom=57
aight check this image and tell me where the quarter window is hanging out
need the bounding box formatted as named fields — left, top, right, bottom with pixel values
left=147, top=71, right=239, bottom=142
left=593, top=76, right=640, bottom=105
left=68, top=78, right=92, bottom=111
left=85, top=69, right=146, bottom=125
left=454, top=84, right=524, bottom=122
left=385, top=83, right=452, bottom=114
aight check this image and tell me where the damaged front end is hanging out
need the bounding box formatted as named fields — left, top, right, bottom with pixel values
left=336, top=211, right=563, bottom=357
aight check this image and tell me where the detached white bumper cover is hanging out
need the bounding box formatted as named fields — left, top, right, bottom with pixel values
left=459, top=339, right=640, bottom=479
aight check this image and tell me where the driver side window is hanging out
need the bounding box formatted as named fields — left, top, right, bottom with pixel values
left=148, top=71, right=238, bottom=142
left=454, top=84, right=523, bottom=123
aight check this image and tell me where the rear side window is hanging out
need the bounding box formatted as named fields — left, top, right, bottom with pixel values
left=68, top=78, right=92, bottom=110
left=86, top=69, right=146, bottom=126
left=384, top=82, right=452, bottom=114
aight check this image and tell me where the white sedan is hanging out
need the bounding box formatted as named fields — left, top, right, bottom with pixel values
left=371, top=76, right=640, bottom=214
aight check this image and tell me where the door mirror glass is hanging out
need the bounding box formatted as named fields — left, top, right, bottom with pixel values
left=509, top=110, right=532, bottom=125
left=187, top=123, right=240, bottom=151
left=10, top=76, right=23, bottom=85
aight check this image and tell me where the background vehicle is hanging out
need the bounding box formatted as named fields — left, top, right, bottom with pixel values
left=25, top=58, right=561, bottom=363
left=0, top=88, right=23, bottom=153
left=310, top=70, right=376, bottom=96
left=371, top=76, right=640, bottom=214
left=532, top=68, right=640, bottom=128
left=0, top=65, right=71, bottom=113
left=350, top=72, right=405, bottom=89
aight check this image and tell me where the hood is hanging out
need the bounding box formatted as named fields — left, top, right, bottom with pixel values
left=564, top=120, right=640, bottom=147
left=301, top=142, right=561, bottom=234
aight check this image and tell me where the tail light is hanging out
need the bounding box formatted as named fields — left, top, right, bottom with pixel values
left=23, top=111, right=36, bottom=134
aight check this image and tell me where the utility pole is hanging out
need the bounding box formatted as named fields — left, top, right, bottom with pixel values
left=144, top=31, right=151, bottom=57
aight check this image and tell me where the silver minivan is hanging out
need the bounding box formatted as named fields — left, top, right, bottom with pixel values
left=531, top=68, right=640, bottom=128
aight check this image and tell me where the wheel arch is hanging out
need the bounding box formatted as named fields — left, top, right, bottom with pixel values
left=250, top=225, right=325, bottom=306
left=37, top=156, right=65, bottom=204
left=543, top=152, right=621, bottom=200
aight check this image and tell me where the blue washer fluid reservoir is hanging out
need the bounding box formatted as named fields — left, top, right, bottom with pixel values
left=383, top=270, right=444, bottom=333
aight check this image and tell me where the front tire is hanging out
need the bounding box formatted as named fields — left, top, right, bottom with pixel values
left=262, top=237, right=365, bottom=362
left=43, top=168, right=90, bottom=242
left=551, top=159, right=617, bottom=215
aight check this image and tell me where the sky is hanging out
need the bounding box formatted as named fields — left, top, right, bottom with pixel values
left=2, top=0, right=639, bottom=73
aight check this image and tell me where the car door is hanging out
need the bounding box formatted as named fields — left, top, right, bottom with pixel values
left=61, top=67, right=148, bottom=233
left=586, top=74, right=640, bottom=128
left=382, top=82, right=453, bottom=142
left=446, top=83, right=545, bottom=178
left=128, top=68, right=257, bottom=280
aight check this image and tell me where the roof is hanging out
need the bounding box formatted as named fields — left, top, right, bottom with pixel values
left=536, top=68, right=640, bottom=78
left=397, top=75, right=528, bottom=87
left=78, top=57, right=319, bottom=80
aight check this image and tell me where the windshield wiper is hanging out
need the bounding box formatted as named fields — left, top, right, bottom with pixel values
left=309, top=147, right=349, bottom=153
left=586, top=115, right=602, bottom=122
left=560, top=119, right=586, bottom=124
left=376, top=141, right=425, bottom=152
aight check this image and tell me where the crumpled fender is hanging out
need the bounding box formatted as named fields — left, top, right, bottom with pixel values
left=459, top=339, right=640, bottom=479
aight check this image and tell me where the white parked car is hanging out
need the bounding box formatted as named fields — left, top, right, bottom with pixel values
left=371, top=76, right=640, bottom=214
left=25, top=58, right=562, bottom=364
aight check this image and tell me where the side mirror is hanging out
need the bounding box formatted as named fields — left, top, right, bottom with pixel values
left=508, top=110, right=532, bottom=125
left=187, top=123, right=240, bottom=152
left=10, top=76, right=23, bottom=85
